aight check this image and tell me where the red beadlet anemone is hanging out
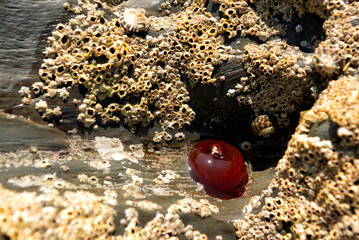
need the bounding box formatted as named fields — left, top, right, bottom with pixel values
left=188, top=139, right=249, bottom=199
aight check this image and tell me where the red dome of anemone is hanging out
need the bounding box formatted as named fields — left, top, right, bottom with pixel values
left=188, top=139, right=249, bottom=199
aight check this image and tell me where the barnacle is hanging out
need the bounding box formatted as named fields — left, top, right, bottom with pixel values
left=120, top=8, right=150, bottom=32
left=235, top=75, right=359, bottom=240
left=313, top=45, right=341, bottom=77
left=30, top=2, right=202, bottom=141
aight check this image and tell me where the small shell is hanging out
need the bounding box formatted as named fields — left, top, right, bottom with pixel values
left=251, top=115, right=276, bottom=138
left=120, top=8, right=150, bottom=32
left=240, top=141, right=252, bottom=151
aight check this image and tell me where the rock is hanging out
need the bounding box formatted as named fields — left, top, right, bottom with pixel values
left=0, top=112, right=68, bottom=151
left=234, top=75, right=359, bottom=239
left=0, top=0, right=356, bottom=239
left=0, top=135, right=275, bottom=239
left=0, top=0, right=77, bottom=110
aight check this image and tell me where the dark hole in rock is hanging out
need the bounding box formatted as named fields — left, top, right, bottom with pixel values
left=88, top=55, right=109, bottom=64
left=284, top=13, right=325, bottom=53
left=87, top=109, right=94, bottom=116
left=0, top=233, right=10, bottom=240
left=109, top=47, right=115, bottom=54
left=61, top=35, right=68, bottom=44
left=157, top=61, right=165, bottom=69
left=116, top=53, right=122, bottom=61
left=282, top=221, right=293, bottom=233
left=57, top=66, right=64, bottom=73
left=185, top=57, right=310, bottom=171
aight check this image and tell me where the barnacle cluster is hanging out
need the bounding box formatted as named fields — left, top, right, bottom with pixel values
left=231, top=1, right=359, bottom=237
left=9, top=0, right=359, bottom=238
left=0, top=184, right=117, bottom=239
left=168, top=198, right=219, bottom=218
left=27, top=0, right=266, bottom=142
left=8, top=173, right=77, bottom=189
left=229, top=40, right=314, bottom=127
left=122, top=207, right=211, bottom=239
left=212, top=0, right=287, bottom=41
left=158, top=0, right=188, bottom=15
left=314, top=2, right=359, bottom=78
left=120, top=198, right=219, bottom=239
left=174, top=3, right=235, bottom=87
left=0, top=181, right=220, bottom=239
left=235, top=75, right=359, bottom=239
left=31, top=1, right=203, bottom=142
left=319, top=75, right=359, bottom=146
left=19, top=0, right=330, bottom=139
left=18, top=86, right=32, bottom=105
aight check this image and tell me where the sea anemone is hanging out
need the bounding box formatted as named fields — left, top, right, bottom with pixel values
left=188, top=140, right=248, bottom=199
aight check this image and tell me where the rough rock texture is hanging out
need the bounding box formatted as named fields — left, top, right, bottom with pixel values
left=0, top=134, right=277, bottom=239
left=0, top=0, right=358, bottom=239
left=0, top=0, right=77, bottom=110
left=11, top=0, right=326, bottom=170
left=234, top=75, right=359, bottom=239
left=233, top=0, right=359, bottom=238
left=0, top=185, right=117, bottom=239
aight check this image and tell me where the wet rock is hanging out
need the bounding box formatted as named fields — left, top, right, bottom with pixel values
left=0, top=0, right=76, bottom=110
left=0, top=135, right=275, bottom=239
left=0, top=112, right=68, bottom=151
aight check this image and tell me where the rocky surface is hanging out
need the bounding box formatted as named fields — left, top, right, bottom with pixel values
left=0, top=0, right=78, bottom=109
left=0, top=0, right=357, bottom=239
left=0, top=112, right=68, bottom=151
left=0, top=134, right=275, bottom=239
left=234, top=74, right=359, bottom=240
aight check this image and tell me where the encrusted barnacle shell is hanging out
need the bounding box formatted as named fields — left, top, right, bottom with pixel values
left=35, top=100, right=48, bottom=113
left=251, top=115, right=276, bottom=138
left=120, top=8, right=150, bottom=32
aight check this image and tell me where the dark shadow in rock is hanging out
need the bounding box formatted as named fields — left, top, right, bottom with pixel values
left=0, top=233, right=11, bottom=240
left=244, top=2, right=325, bottom=53
left=206, top=0, right=325, bottom=53
left=185, top=59, right=291, bottom=171
left=283, top=13, right=325, bottom=53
